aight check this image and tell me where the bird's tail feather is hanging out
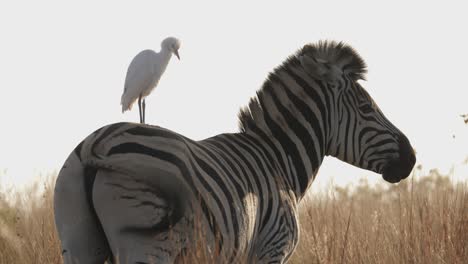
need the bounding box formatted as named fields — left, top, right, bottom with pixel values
left=120, top=94, right=135, bottom=113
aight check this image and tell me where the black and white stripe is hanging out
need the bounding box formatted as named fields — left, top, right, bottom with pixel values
left=54, top=41, right=415, bottom=263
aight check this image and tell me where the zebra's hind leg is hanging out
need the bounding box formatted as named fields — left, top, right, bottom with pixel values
left=92, top=168, right=191, bottom=263
left=54, top=152, right=111, bottom=264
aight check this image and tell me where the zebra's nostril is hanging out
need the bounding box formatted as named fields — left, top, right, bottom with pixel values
left=399, top=140, right=416, bottom=172
left=409, top=151, right=416, bottom=164
left=382, top=136, right=416, bottom=183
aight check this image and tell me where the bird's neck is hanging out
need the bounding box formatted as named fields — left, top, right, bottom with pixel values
left=154, top=47, right=173, bottom=73
left=159, top=47, right=172, bottom=59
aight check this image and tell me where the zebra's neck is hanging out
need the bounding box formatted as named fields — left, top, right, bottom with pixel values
left=238, top=57, right=330, bottom=199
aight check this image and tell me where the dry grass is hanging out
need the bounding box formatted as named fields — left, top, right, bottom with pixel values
left=290, top=169, right=468, bottom=264
left=0, top=169, right=467, bottom=264
left=0, top=177, right=61, bottom=264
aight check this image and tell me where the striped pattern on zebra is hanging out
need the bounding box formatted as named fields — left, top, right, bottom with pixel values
left=54, top=40, right=416, bottom=263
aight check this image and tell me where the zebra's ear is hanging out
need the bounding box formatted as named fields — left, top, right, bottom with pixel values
left=299, top=54, right=342, bottom=83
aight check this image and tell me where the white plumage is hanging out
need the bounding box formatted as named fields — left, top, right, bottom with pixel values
left=121, top=36, right=181, bottom=123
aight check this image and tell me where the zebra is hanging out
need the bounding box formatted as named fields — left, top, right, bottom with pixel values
left=54, top=40, right=416, bottom=263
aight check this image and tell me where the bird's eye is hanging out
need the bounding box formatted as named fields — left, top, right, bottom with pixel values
left=359, top=103, right=373, bottom=114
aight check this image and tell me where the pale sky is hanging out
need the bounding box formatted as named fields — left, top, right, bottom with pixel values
left=0, top=1, right=466, bottom=190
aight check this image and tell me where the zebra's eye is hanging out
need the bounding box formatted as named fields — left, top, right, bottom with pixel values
left=359, top=103, right=373, bottom=114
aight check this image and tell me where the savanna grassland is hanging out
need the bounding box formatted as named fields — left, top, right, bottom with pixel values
left=0, top=168, right=467, bottom=264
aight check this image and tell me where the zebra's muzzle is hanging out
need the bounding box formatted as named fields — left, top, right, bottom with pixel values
left=382, top=136, right=416, bottom=183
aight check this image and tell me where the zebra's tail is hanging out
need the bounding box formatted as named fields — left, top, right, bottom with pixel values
left=54, top=146, right=111, bottom=264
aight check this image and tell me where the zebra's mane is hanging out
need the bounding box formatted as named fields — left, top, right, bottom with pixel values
left=238, top=41, right=367, bottom=132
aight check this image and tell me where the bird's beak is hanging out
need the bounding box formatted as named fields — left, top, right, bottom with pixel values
left=174, top=50, right=180, bottom=60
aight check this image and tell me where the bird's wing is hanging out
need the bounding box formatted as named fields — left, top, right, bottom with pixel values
left=123, top=50, right=157, bottom=92
left=121, top=50, right=158, bottom=111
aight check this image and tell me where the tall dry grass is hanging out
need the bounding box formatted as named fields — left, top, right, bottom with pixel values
left=290, top=169, right=468, bottom=264
left=0, top=177, right=61, bottom=264
left=0, top=169, right=467, bottom=263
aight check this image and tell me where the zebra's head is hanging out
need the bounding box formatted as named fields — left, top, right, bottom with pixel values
left=299, top=41, right=415, bottom=183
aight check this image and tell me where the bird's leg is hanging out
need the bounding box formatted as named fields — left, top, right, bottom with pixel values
left=142, top=99, right=146, bottom=124
left=138, top=95, right=143, bottom=124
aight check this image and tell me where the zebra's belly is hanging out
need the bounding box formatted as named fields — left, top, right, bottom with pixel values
left=223, top=189, right=297, bottom=264
left=191, top=191, right=299, bottom=262
left=204, top=192, right=300, bottom=263
left=252, top=207, right=299, bottom=263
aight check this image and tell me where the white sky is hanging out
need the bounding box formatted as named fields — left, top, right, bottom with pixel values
left=0, top=1, right=466, bottom=191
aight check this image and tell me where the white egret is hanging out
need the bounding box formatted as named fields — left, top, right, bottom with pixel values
left=121, top=37, right=181, bottom=124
